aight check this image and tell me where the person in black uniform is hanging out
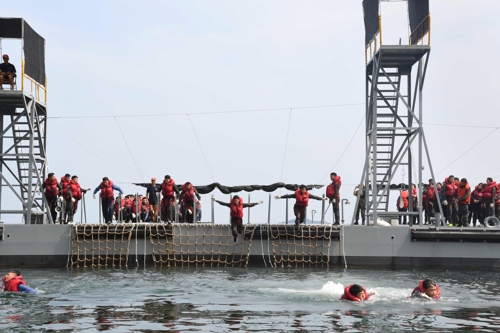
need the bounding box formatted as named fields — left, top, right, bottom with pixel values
left=0, top=54, right=16, bottom=90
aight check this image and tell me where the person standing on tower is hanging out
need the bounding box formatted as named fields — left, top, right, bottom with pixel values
left=352, top=185, right=366, bottom=225
left=93, top=177, right=124, bottom=224
left=275, top=185, right=327, bottom=229
left=469, top=183, right=483, bottom=227
left=145, top=178, right=160, bottom=222
left=326, top=172, right=342, bottom=225
left=441, top=175, right=458, bottom=226
left=0, top=54, right=16, bottom=90
left=42, top=173, right=60, bottom=223
left=213, top=195, right=263, bottom=242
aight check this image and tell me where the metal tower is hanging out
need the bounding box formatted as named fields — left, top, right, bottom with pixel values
left=0, top=18, right=50, bottom=224
left=354, top=0, right=444, bottom=225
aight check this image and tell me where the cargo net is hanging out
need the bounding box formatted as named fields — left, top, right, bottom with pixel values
left=149, top=224, right=256, bottom=267
left=70, top=224, right=135, bottom=268
left=269, top=225, right=334, bottom=268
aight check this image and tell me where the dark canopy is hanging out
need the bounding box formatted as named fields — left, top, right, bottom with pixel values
left=133, top=182, right=324, bottom=194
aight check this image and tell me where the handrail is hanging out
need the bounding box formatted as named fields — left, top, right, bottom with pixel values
left=409, top=14, right=431, bottom=46
left=365, top=15, right=382, bottom=64
left=21, top=58, right=48, bottom=104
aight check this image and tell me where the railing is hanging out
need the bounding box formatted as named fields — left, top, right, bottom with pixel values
left=365, top=15, right=382, bottom=64
left=409, top=14, right=431, bottom=46
left=21, top=59, right=47, bottom=104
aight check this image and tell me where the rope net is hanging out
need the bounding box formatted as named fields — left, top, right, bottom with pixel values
left=149, top=224, right=256, bottom=268
left=270, top=225, right=333, bottom=268
left=70, top=224, right=135, bottom=268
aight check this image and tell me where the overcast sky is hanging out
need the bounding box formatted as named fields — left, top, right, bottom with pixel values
left=2, top=0, right=500, bottom=224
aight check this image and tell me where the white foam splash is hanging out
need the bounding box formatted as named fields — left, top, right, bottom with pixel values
left=321, top=281, right=344, bottom=295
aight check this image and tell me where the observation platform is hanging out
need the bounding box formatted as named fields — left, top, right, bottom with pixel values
left=0, top=89, right=46, bottom=116
left=366, top=45, right=430, bottom=75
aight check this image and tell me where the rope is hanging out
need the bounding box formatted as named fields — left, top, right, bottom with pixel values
left=279, top=109, right=293, bottom=192
left=316, top=114, right=365, bottom=184
left=187, top=115, right=216, bottom=182
left=436, top=127, right=499, bottom=176
left=48, top=102, right=364, bottom=119
left=114, top=117, right=147, bottom=182
left=260, top=225, right=267, bottom=268
left=341, top=224, right=347, bottom=269
left=66, top=225, right=72, bottom=268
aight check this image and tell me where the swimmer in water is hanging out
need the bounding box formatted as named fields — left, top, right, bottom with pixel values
left=341, top=284, right=376, bottom=302
left=1, top=270, right=38, bottom=294
left=411, top=278, right=440, bottom=299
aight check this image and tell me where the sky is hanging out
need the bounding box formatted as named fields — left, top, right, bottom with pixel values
left=1, top=0, right=500, bottom=224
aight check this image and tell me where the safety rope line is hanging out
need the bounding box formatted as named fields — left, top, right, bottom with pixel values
left=114, top=117, right=147, bottom=182
left=187, top=114, right=216, bottom=182
left=260, top=225, right=267, bottom=267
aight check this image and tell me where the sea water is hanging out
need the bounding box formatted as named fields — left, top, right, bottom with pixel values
left=1, top=267, right=500, bottom=332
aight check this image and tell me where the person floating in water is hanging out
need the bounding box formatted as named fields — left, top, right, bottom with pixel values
left=411, top=279, right=440, bottom=299
left=1, top=270, right=37, bottom=294
left=341, top=284, right=375, bottom=302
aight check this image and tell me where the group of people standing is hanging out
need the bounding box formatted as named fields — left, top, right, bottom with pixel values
left=42, top=173, right=89, bottom=224
left=393, top=176, right=499, bottom=227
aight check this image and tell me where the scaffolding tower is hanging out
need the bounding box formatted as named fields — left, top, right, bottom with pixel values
left=0, top=18, right=50, bottom=224
left=354, top=0, right=444, bottom=225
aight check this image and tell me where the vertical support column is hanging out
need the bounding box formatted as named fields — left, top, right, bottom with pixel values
left=285, top=197, right=289, bottom=225
left=371, top=55, right=379, bottom=226
left=0, top=113, right=3, bottom=221
left=211, top=194, right=214, bottom=224
left=267, top=193, right=271, bottom=225
left=418, top=60, right=424, bottom=226
left=26, top=102, right=34, bottom=224
left=321, top=194, right=325, bottom=224
left=247, top=193, right=250, bottom=224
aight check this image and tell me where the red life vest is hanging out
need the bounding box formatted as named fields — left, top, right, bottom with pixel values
left=66, top=180, right=82, bottom=201
left=132, top=199, right=143, bottom=215
left=162, top=179, right=176, bottom=197
left=340, top=284, right=370, bottom=302
left=182, top=183, right=195, bottom=203
left=457, top=183, right=470, bottom=204
left=114, top=198, right=125, bottom=215
left=412, top=280, right=441, bottom=299
left=326, top=176, right=342, bottom=200
left=60, top=176, right=70, bottom=193
left=398, top=196, right=409, bottom=209
left=44, top=178, right=59, bottom=199
left=443, top=178, right=457, bottom=197
left=99, top=180, right=115, bottom=201
left=295, top=189, right=309, bottom=207
left=2, top=275, right=27, bottom=292
left=427, top=186, right=435, bottom=201
left=482, top=181, right=497, bottom=200
left=472, top=187, right=483, bottom=201
left=230, top=197, right=244, bottom=219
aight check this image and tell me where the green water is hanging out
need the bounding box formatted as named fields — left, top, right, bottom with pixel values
left=1, top=267, right=500, bottom=332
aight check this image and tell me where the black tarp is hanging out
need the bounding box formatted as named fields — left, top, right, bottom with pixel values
left=408, top=0, right=430, bottom=45
left=23, top=21, right=46, bottom=85
left=363, top=0, right=379, bottom=47
left=133, top=182, right=324, bottom=194
left=0, top=18, right=22, bottom=38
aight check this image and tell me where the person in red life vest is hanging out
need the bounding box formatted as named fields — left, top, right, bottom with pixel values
left=61, top=175, right=89, bottom=224
left=140, top=197, right=151, bottom=222
left=114, top=195, right=126, bottom=222
left=411, top=184, right=420, bottom=225
left=411, top=279, right=440, bottom=300
left=397, top=190, right=409, bottom=225
left=161, top=175, right=179, bottom=222
left=275, top=185, right=327, bottom=230
left=57, top=174, right=71, bottom=223
left=93, top=177, right=124, bottom=224
left=213, top=195, right=263, bottom=242
left=455, top=178, right=471, bottom=227
left=42, top=173, right=60, bottom=223
left=424, top=179, right=436, bottom=225
left=352, top=185, right=366, bottom=225
left=341, top=284, right=375, bottom=302
left=441, top=175, right=458, bottom=226
left=1, top=270, right=37, bottom=294
left=469, top=183, right=483, bottom=227
left=326, top=172, right=342, bottom=225
left=145, top=178, right=161, bottom=222
left=481, top=177, right=497, bottom=225
left=178, top=182, right=201, bottom=223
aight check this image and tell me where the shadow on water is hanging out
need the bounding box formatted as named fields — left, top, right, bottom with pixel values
left=1, top=267, right=500, bottom=332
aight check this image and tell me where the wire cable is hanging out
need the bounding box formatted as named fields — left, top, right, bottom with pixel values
left=48, top=103, right=364, bottom=119
left=279, top=109, right=293, bottom=190
left=316, top=114, right=366, bottom=184
left=436, top=127, right=499, bottom=175
left=424, top=122, right=500, bottom=129
left=114, top=117, right=147, bottom=182
left=187, top=114, right=216, bottom=182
